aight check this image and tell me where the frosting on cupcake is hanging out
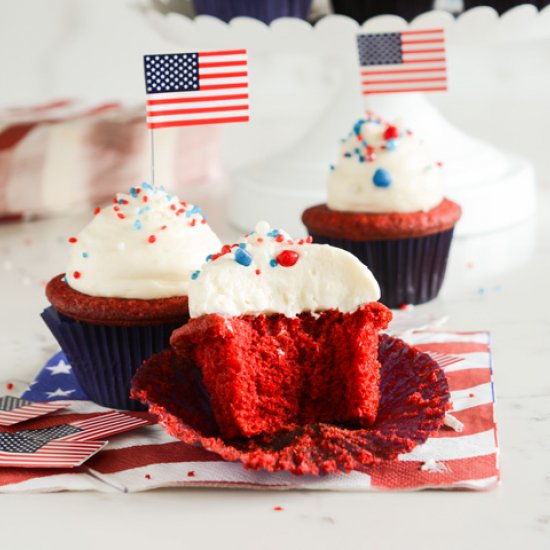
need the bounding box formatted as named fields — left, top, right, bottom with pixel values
left=327, top=113, right=444, bottom=213
left=65, top=183, right=221, bottom=299
left=189, top=221, right=380, bottom=318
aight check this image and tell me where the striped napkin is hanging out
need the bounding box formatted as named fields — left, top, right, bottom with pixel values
left=0, top=330, right=499, bottom=493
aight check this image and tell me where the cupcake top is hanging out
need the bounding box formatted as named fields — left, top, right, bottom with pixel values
left=65, top=183, right=222, bottom=300
left=189, top=221, right=380, bottom=318
left=327, top=113, right=444, bottom=214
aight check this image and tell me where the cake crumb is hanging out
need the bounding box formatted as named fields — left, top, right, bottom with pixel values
left=421, top=459, right=448, bottom=473
left=444, top=413, right=464, bottom=432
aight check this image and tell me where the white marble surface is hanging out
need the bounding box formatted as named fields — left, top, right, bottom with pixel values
left=0, top=184, right=549, bottom=549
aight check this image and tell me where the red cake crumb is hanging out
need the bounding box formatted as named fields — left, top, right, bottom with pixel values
left=170, top=303, right=392, bottom=439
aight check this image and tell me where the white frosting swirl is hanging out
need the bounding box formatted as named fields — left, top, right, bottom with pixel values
left=327, top=115, right=444, bottom=213
left=189, top=221, right=380, bottom=318
left=65, top=183, right=221, bottom=299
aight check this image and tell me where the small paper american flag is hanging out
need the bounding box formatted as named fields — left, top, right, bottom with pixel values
left=357, top=29, right=447, bottom=95
left=144, top=50, right=249, bottom=129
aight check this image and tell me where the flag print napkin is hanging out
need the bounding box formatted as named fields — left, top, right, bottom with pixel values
left=0, top=330, right=499, bottom=493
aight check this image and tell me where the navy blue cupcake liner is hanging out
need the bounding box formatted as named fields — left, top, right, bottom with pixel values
left=331, top=0, right=434, bottom=22
left=42, top=306, right=183, bottom=411
left=193, top=0, right=312, bottom=23
left=309, top=229, right=455, bottom=309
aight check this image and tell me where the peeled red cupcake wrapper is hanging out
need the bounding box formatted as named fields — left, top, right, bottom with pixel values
left=309, top=229, right=455, bottom=309
left=131, top=334, right=450, bottom=475
left=42, top=306, right=182, bottom=411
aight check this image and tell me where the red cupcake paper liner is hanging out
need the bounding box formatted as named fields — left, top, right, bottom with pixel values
left=132, top=334, right=450, bottom=475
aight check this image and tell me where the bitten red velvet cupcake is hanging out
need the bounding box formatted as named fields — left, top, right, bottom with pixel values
left=44, top=183, right=221, bottom=410
left=170, top=222, right=392, bottom=439
left=302, top=114, right=461, bottom=308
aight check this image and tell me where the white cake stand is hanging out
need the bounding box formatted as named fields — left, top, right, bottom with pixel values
left=144, top=5, right=548, bottom=236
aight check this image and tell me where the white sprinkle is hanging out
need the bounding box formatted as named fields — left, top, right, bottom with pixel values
left=117, top=242, right=126, bottom=251
left=444, top=413, right=464, bottom=433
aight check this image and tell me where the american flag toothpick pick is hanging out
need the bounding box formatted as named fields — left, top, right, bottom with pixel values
left=357, top=29, right=447, bottom=96
left=143, top=49, right=249, bottom=184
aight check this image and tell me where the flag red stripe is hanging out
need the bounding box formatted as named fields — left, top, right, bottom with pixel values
left=363, top=87, right=447, bottom=94
left=401, top=39, right=445, bottom=45
left=402, top=48, right=445, bottom=54
left=147, top=93, right=249, bottom=106
left=362, top=77, right=447, bottom=85
left=198, top=49, right=247, bottom=57
left=0, top=468, right=64, bottom=486
left=87, top=442, right=223, bottom=474
left=367, top=453, right=498, bottom=489
left=147, top=105, right=248, bottom=117
left=414, top=342, right=490, bottom=354
left=199, top=71, right=248, bottom=79
left=400, top=29, right=443, bottom=36
left=432, top=404, right=496, bottom=438
left=198, top=83, right=248, bottom=91
left=148, top=116, right=249, bottom=129
left=361, top=67, right=446, bottom=76
left=403, top=58, right=446, bottom=64
left=198, top=61, right=247, bottom=69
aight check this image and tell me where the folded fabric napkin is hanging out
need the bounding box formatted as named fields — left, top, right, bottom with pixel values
left=0, top=330, right=499, bottom=493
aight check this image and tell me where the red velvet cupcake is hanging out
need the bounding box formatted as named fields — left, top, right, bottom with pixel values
left=169, top=221, right=392, bottom=439
left=302, top=114, right=461, bottom=308
left=43, top=183, right=221, bottom=410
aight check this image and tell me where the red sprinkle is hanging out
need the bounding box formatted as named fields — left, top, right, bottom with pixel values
left=117, top=213, right=125, bottom=219
left=275, top=234, right=284, bottom=243
left=274, top=506, right=283, bottom=512
left=144, top=474, right=151, bottom=480
left=170, top=204, right=177, bottom=211
left=73, top=271, right=81, bottom=279
left=68, top=237, right=78, bottom=244
left=143, top=195, right=149, bottom=203
left=93, top=207, right=101, bottom=216
left=399, top=304, right=409, bottom=310
left=257, top=237, right=264, bottom=243
left=201, top=219, right=207, bottom=224
left=190, top=219, right=196, bottom=227
left=160, top=225, right=167, bottom=231
left=176, top=209, right=185, bottom=216
left=255, top=269, right=261, bottom=276
left=148, top=235, right=156, bottom=244
left=114, top=205, right=120, bottom=211
left=221, top=245, right=232, bottom=254
left=469, top=393, right=475, bottom=398
left=112, top=198, right=118, bottom=204
left=6, top=383, right=14, bottom=391
left=276, top=250, right=299, bottom=267
left=187, top=471, right=195, bottom=477
left=121, top=199, right=128, bottom=205
left=436, top=161, right=443, bottom=167
left=305, top=236, right=313, bottom=244
left=297, top=239, right=304, bottom=245
left=383, top=125, right=399, bottom=140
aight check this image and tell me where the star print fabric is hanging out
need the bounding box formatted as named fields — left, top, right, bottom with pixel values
left=23, top=351, right=87, bottom=402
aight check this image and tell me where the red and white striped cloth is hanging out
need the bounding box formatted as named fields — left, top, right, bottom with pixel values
left=0, top=330, right=498, bottom=493
left=0, top=100, right=222, bottom=219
